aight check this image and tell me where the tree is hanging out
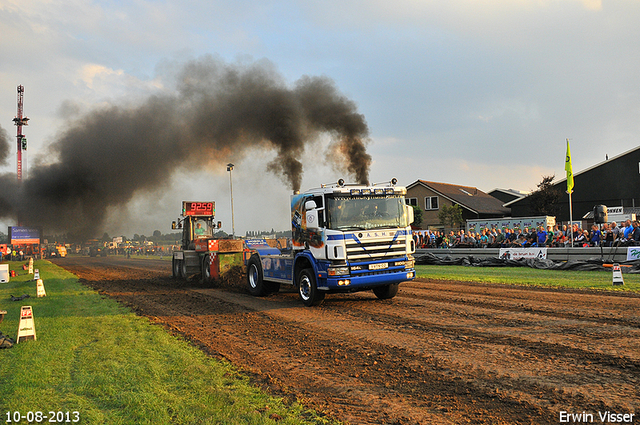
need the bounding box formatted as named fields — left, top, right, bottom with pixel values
left=438, top=204, right=463, bottom=231
left=101, top=232, right=111, bottom=243
left=153, top=230, right=162, bottom=238
left=411, top=205, right=423, bottom=228
left=529, top=175, right=561, bottom=216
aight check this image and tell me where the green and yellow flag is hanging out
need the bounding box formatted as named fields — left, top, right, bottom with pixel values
left=565, top=139, right=574, bottom=193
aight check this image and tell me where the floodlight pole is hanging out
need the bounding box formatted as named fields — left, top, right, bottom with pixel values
left=227, top=163, right=235, bottom=238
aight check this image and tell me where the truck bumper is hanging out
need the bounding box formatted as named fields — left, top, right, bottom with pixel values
left=318, top=269, right=415, bottom=292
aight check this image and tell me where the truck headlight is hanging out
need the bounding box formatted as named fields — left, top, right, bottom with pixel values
left=328, top=266, right=350, bottom=276
left=394, top=259, right=415, bottom=269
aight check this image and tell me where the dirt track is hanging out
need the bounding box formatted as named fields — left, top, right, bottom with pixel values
left=52, top=255, right=640, bottom=425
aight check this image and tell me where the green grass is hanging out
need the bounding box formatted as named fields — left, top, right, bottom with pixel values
left=415, top=265, right=640, bottom=292
left=0, top=260, right=336, bottom=425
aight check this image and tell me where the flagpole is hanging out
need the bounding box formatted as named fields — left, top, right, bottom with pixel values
left=565, top=139, right=574, bottom=247
left=568, top=190, right=573, bottom=246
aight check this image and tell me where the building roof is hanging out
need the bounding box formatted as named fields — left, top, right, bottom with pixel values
left=552, top=144, right=640, bottom=189
left=407, top=180, right=511, bottom=215
left=488, top=188, right=529, bottom=199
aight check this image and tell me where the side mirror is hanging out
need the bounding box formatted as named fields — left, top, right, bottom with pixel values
left=217, top=221, right=222, bottom=229
left=406, top=205, right=415, bottom=225
left=306, top=209, right=320, bottom=230
left=171, top=221, right=177, bottom=230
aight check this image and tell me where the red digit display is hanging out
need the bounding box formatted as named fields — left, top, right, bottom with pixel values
left=182, top=201, right=215, bottom=216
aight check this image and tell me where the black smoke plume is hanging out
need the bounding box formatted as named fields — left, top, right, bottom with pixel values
left=0, top=56, right=371, bottom=238
left=0, top=125, right=11, bottom=166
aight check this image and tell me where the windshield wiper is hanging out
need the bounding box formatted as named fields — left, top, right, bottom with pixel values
left=368, top=224, right=399, bottom=230
left=336, top=225, right=367, bottom=231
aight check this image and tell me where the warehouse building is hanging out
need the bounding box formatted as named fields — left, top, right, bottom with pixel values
left=506, top=145, right=640, bottom=223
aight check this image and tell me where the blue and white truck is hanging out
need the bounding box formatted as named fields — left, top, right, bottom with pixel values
left=245, top=178, right=416, bottom=306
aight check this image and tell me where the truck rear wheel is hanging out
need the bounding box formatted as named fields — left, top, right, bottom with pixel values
left=247, top=256, right=268, bottom=296
left=180, top=260, right=188, bottom=279
left=298, top=268, right=325, bottom=307
left=172, top=258, right=180, bottom=279
left=373, top=283, right=399, bottom=300
left=201, top=254, right=212, bottom=284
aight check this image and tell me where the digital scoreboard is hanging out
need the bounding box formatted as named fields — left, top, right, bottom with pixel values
left=182, top=201, right=215, bottom=217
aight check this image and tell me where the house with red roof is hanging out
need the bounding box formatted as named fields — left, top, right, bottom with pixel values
left=406, top=180, right=510, bottom=230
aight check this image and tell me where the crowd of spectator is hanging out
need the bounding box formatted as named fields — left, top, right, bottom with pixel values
left=412, top=219, right=640, bottom=249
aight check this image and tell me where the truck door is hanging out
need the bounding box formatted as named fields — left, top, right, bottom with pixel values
left=304, top=195, right=326, bottom=255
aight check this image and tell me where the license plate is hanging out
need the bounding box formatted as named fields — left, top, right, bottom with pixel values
left=369, top=262, right=388, bottom=270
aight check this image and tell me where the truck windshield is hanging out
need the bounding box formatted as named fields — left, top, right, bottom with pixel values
left=326, top=196, right=408, bottom=231
left=193, top=218, right=213, bottom=238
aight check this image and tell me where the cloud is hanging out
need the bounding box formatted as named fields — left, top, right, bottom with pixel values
left=77, top=64, right=124, bottom=89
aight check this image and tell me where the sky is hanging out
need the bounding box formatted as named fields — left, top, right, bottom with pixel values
left=1, top=0, right=639, bottom=239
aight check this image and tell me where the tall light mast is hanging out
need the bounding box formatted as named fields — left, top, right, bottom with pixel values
left=12, top=85, right=29, bottom=182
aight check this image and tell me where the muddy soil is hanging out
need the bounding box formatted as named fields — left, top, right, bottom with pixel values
left=52, top=256, right=640, bottom=425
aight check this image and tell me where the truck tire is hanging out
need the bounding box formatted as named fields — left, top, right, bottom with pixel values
left=180, top=260, right=188, bottom=279
left=247, top=256, right=279, bottom=296
left=298, top=268, right=325, bottom=307
left=373, top=283, right=399, bottom=300
left=172, top=258, right=180, bottom=279
left=201, top=254, right=212, bottom=284
left=247, top=256, right=267, bottom=296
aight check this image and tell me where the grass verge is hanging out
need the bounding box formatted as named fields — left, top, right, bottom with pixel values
left=0, top=260, right=336, bottom=425
left=415, top=264, right=640, bottom=292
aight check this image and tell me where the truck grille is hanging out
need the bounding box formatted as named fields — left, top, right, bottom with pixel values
left=345, top=232, right=407, bottom=261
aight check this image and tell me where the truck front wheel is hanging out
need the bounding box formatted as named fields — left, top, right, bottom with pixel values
left=298, top=268, right=325, bottom=307
left=373, top=283, right=399, bottom=300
